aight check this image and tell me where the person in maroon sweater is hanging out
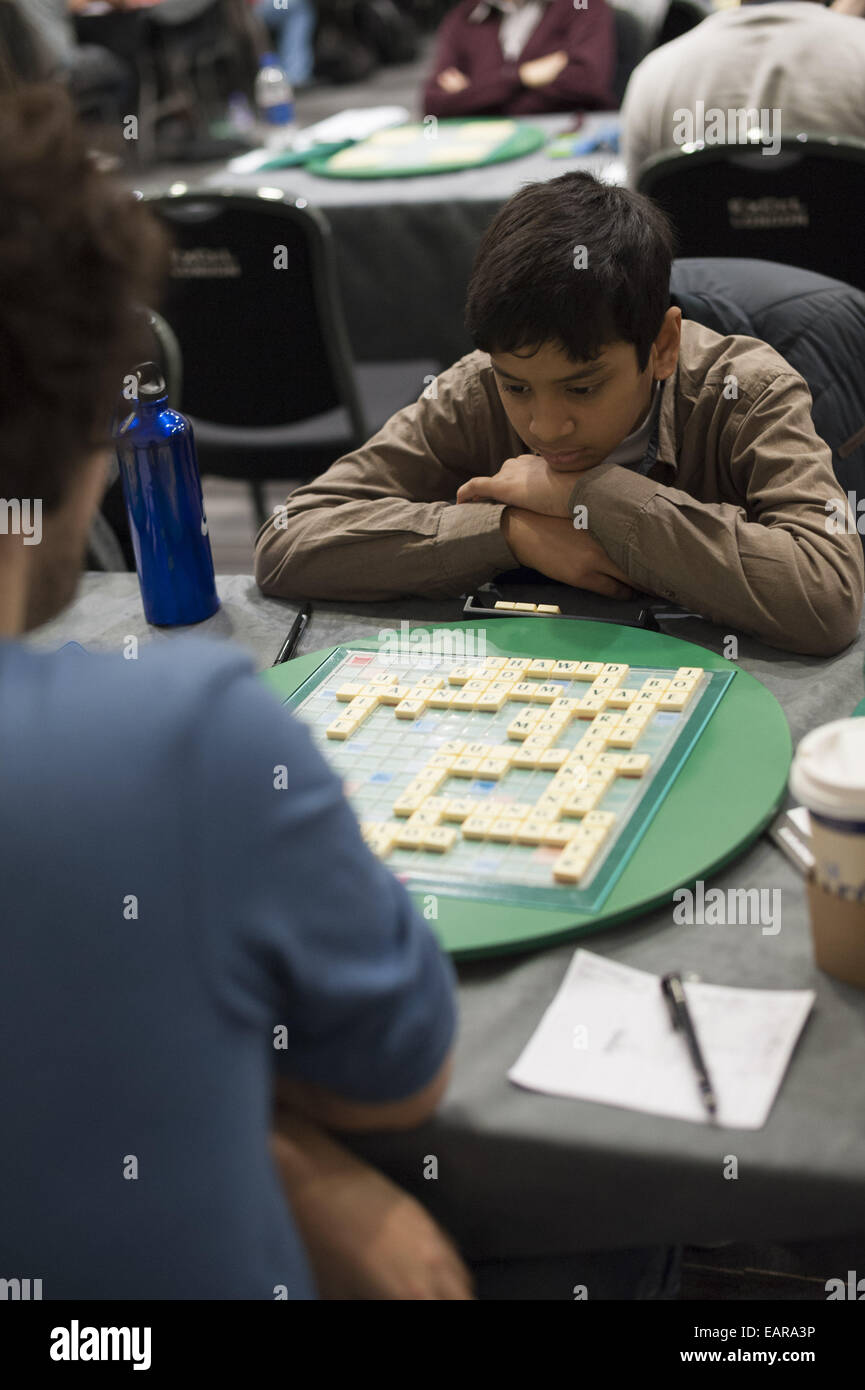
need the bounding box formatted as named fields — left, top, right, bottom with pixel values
left=423, top=0, right=617, bottom=117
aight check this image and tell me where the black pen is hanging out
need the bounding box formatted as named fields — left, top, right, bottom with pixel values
left=272, top=602, right=312, bottom=666
left=661, top=972, right=718, bottom=1121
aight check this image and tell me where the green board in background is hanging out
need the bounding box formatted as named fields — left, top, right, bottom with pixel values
left=261, top=619, right=792, bottom=959
left=306, top=119, right=545, bottom=179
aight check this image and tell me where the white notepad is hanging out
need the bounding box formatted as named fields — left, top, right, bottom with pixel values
left=509, top=951, right=814, bottom=1129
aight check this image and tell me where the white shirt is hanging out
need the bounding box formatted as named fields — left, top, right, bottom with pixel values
left=469, top=0, right=550, bottom=61
left=621, top=3, right=865, bottom=186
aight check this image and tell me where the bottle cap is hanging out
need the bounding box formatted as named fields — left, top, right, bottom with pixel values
left=135, top=362, right=167, bottom=400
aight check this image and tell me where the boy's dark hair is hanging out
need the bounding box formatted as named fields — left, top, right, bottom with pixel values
left=465, top=172, right=675, bottom=372
left=0, top=0, right=50, bottom=92
left=0, top=84, right=169, bottom=513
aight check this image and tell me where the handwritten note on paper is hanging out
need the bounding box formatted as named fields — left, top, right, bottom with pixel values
left=508, top=951, right=815, bottom=1129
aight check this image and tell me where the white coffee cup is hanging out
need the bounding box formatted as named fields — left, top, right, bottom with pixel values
left=790, top=719, right=865, bottom=900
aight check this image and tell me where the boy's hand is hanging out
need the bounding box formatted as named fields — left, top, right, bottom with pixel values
left=502, top=507, right=633, bottom=599
left=438, top=67, right=470, bottom=93
left=519, top=51, right=568, bottom=88
left=457, top=454, right=575, bottom=517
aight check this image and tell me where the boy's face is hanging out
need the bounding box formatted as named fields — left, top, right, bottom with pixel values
left=489, top=308, right=681, bottom=473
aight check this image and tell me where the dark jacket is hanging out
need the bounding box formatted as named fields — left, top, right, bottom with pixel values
left=423, top=0, right=616, bottom=117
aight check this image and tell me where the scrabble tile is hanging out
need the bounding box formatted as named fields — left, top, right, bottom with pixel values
left=591, top=675, right=624, bottom=691
left=628, top=700, right=658, bottom=718
left=414, top=674, right=446, bottom=690
left=366, top=673, right=399, bottom=688
left=447, top=666, right=477, bottom=686
left=395, top=824, right=427, bottom=850
left=439, top=740, right=466, bottom=756
left=657, top=688, right=696, bottom=711
left=538, top=748, right=569, bottom=771
left=335, top=682, right=367, bottom=702
left=482, top=657, right=508, bottom=670
left=489, top=744, right=516, bottom=764
left=591, top=711, right=621, bottom=728
left=429, top=689, right=459, bottom=709
left=463, top=743, right=493, bottom=758
left=575, top=696, right=608, bottom=718
left=586, top=766, right=616, bottom=791
left=403, top=685, right=434, bottom=703
left=541, top=823, right=581, bottom=848
left=513, top=601, right=538, bottom=612
left=641, top=677, right=671, bottom=694
left=553, top=848, right=593, bottom=883
left=551, top=660, right=581, bottom=678
left=475, top=686, right=511, bottom=713
left=493, top=600, right=516, bottom=610
left=412, top=769, right=448, bottom=792
left=669, top=677, right=698, bottom=691
left=345, top=696, right=377, bottom=717
left=489, top=814, right=528, bottom=842
left=536, top=604, right=561, bottom=615
left=516, top=817, right=555, bottom=845
left=395, top=699, right=425, bottom=719
left=451, top=689, right=484, bottom=711
left=508, top=717, right=540, bottom=741
left=508, top=682, right=538, bottom=701
left=421, top=825, right=458, bottom=853
left=392, top=792, right=426, bottom=817
left=606, top=687, right=639, bottom=708
left=426, top=753, right=456, bottom=771
left=406, top=798, right=447, bottom=826
left=575, top=661, right=605, bottom=680
left=562, top=788, right=603, bottom=817
left=619, top=754, right=651, bottom=777
left=326, top=718, right=359, bottom=740
left=461, top=679, right=490, bottom=695
left=606, top=726, right=645, bottom=749
left=675, top=667, right=704, bottom=681
left=527, top=659, right=556, bottom=678
left=378, top=684, right=413, bottom=705
left=531, top=683, right=564, bottom=704
left=476, top=757, right=511, bottom=780
left=503, top=658, right=532, bottom=675
left=462, top=813, right=497, bottom=840
left=442, top=798, right=477, bottom=822
left=534, top=795, right=566, bottom=819
left=550, top=697, right=582, bottom=714
left=450, top=755, right=481, bottom=777
left=584, top=811, right=617, bottom=832
left=596, top=753, right=624, bottom=771
left=601, top=664, right=630, bottom=682
left=511, top=747, right=544, bottom=769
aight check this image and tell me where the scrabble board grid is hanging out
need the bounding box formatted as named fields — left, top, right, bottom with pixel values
left=286, top=646, right=734, bottom=913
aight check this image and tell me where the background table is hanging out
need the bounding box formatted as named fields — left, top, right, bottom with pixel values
left=133, top=114, right=622, bottom=366
left=26, top=573, right=865, bottom=1261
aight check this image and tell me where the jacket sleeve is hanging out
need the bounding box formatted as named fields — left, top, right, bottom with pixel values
left=524, top=1, right=617, bottom=111
left=566, top=373, right=865, bottom=655
left=254, top=365, right=517, bottom=602
left=422, top=10, right=523, bottom=118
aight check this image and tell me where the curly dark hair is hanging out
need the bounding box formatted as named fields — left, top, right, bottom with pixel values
left=0, top=84, right=169, bottom=513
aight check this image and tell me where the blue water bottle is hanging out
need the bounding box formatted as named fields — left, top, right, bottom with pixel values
left=114, top=363, right=220, bottom=627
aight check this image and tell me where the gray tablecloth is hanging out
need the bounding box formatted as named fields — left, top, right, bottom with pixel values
left=133, top=114, right=622, bottom=365
left=25, top=573, right=865, bottom=1260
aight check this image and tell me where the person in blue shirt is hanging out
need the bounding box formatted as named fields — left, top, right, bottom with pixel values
left=0, top=81, right=468, bottom=1300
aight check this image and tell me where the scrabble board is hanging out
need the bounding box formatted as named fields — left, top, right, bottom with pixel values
left=306, top=119, right=546, bottom=179
left=283, top=645, right=735, bottom=914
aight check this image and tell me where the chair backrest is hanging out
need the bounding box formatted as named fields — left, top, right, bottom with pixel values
left=611, top=6, right=653, bottom=109
left=670, top=256, right=865, bottom=557
left=639, top=138, right=865, bottom=294
left=147, top=190, right=367, bottom=436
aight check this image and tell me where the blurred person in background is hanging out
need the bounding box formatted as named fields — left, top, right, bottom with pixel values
left=254, top=0, right=316, bottom=87
left=621, top=0, right=865, bottom=187
left=424, top=0, right=616, bottom=118
left=27, top=0, right=143, bottom=118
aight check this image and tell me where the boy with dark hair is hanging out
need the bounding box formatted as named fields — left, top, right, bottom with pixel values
left=255, top=172, right=864, bottom=656
left=0, top=83, right=465, bottom=1300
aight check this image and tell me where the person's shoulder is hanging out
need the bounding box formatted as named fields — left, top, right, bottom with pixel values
left=428, top=349, right=495, bottom=414
left=677, top=318, right=804, bottom=406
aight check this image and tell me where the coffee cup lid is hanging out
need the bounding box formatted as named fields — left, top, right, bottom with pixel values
left=790, top=718, right=865, bottom=820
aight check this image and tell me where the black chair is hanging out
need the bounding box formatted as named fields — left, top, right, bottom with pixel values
left=638, top=137, right=865, bottom=294
left=147, top=189, right=441, bottom=527
left=670, top=257, right=865, bottom=559
left=654, top=0, right=712, bottom=47
left=611, top=7, right=653, bottom=109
